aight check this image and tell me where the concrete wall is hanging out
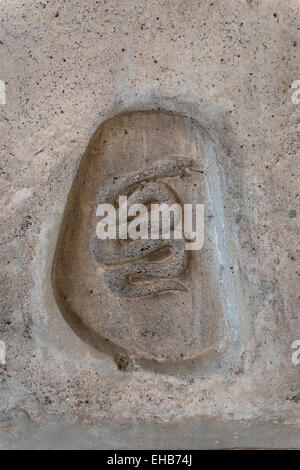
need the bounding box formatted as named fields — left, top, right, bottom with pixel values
left=0, top=0, right=299, bottom=449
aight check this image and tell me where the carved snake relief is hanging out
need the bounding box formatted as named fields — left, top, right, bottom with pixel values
left=90, top=156, right=199, bottom=297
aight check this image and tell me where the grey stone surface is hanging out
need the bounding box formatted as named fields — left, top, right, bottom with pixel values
left=1, top=410, right=299, bottom=450
left=0, top=0, right=299, bottom=449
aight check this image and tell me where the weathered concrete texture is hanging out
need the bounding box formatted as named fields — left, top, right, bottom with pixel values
left=1, top=411, right=299, bottom=450
left=0, top=0, right=299, bottom=449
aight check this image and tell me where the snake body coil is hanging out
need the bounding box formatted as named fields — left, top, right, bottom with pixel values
left=90, top=156, right=197, bottom=297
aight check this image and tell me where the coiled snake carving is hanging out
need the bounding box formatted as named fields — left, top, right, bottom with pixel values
left=90, top=156, right=199, bottom=297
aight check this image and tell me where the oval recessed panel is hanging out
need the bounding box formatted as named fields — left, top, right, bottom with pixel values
left=52, top=110, right=238, bottom=373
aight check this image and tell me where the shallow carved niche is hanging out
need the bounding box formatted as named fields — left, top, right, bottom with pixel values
left=52, top=110, right=238, bottom=373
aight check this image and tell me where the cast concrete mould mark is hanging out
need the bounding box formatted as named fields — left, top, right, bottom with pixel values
left=0, top=80, right=6, bottom=104
left=52, top=110, right=240, bottom=374
left=0, top=340, right=6, bottom=365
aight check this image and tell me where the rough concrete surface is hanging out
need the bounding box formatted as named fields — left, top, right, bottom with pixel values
left=0, top=0, right=299, bottom=449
